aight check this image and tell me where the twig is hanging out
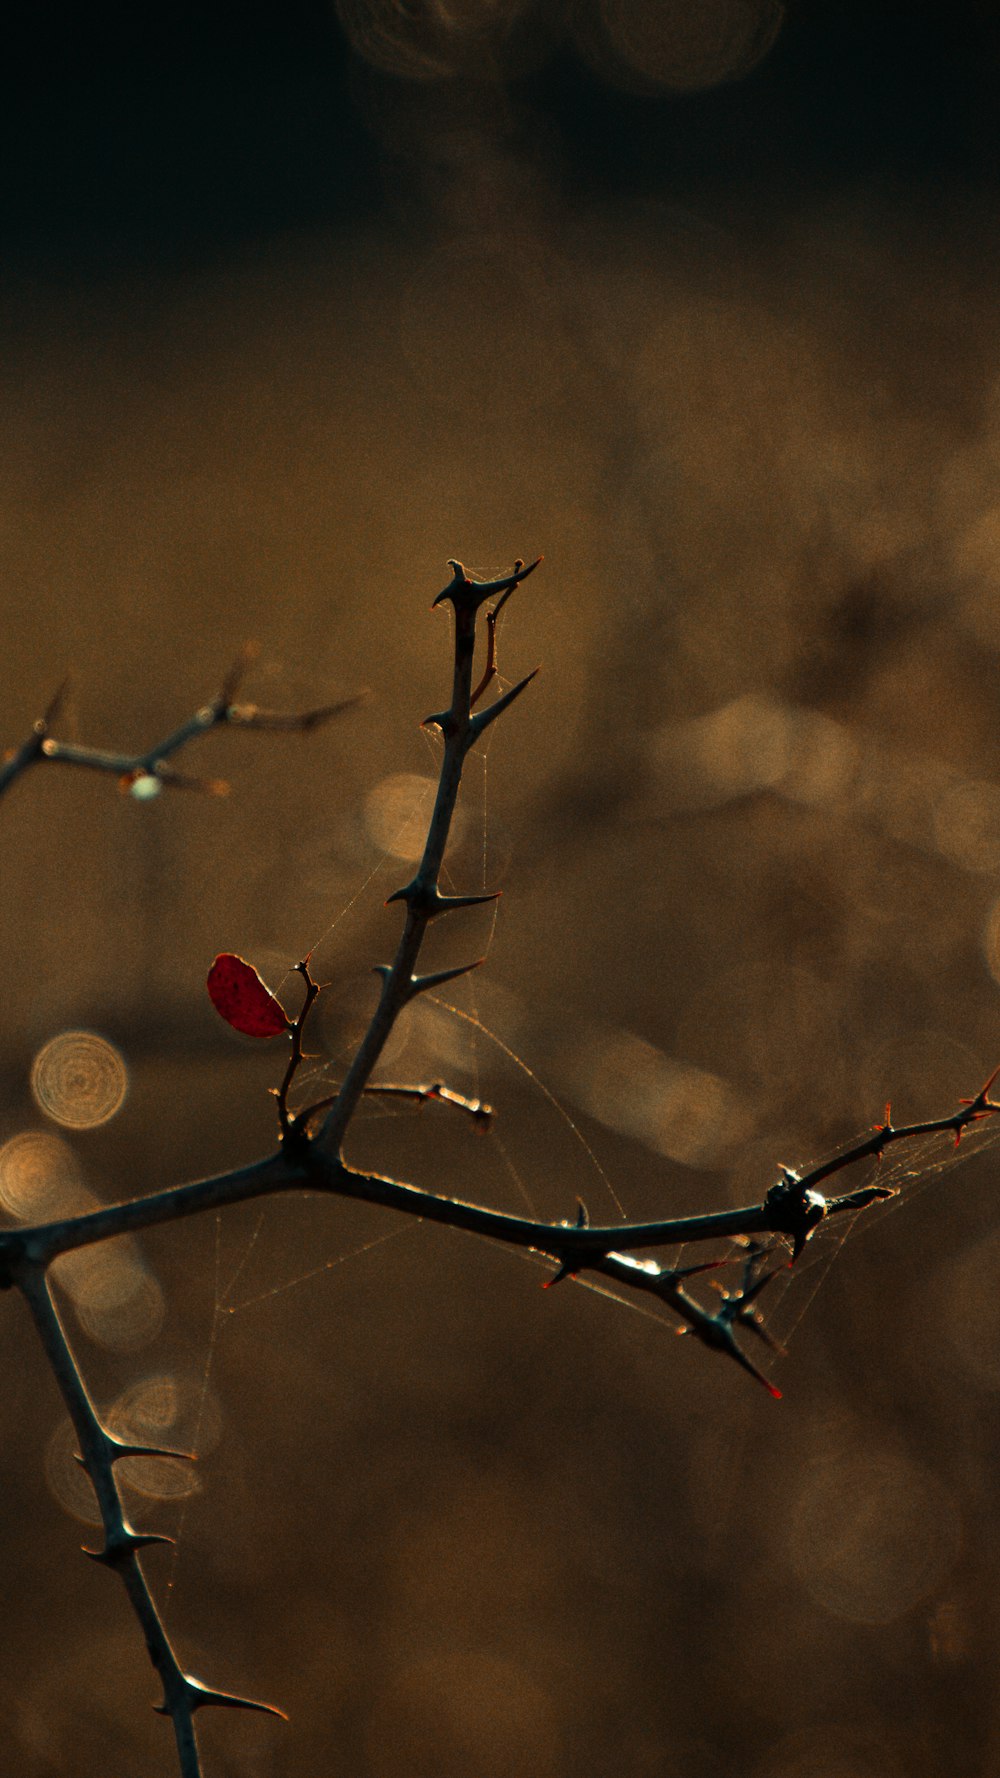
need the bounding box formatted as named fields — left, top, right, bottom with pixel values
left=470, top=562, right=521, bottom=709
left=290, top=1080, right=494, bottom=1133
left=274, top=958, right=323, bottom=1141
left=361, top=1081, right=494, bottom=1128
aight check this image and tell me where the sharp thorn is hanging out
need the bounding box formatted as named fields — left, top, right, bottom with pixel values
left=112, top=1441, right=197, bottom=1464
left=670, top=1257, right=728, bottom=1281
left=386, top=883, right=500, bottom=916
left=84, top=1529, right=175, bottom=1564
left=421, top=706, right=455, bottom=732
left=407, top=959, right=484, bottom=998
left=43, top=677, right=71, bottom=728
left=469, top=669, right=539, bottom=739
left=173, top=1678, right=289, bottom=1721
left=723, top=1326, right=783, bottom=1397
left=543, top=1261, right=575, bottom=1289
left=75, top=1436, right=196, bottom=1466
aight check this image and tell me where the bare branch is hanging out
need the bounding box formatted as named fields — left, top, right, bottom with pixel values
left=274, top=958, right=323, bottom=1142
left=470, top=561, right=522, bottom=709
left=792, top=1068, right=1000, bottom=1192
left=361, top=1081, right=494, bottom=1130
left=3, top=1075, right=989, bottom=1382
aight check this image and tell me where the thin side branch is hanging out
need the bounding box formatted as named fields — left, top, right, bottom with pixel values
left=274, top=959, right=323, bottom=1140
left=360, top=1081, right=494, bottom=1129
left=470, top=565, right=520, bottom=708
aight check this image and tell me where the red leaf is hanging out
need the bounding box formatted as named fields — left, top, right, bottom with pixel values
left=207, top=953, right=289, bottom=1038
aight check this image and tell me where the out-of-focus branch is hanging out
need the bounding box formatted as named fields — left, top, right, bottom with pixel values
left=0, top=644, right=365, bottom=802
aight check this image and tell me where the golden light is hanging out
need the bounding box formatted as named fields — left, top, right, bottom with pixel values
left=30, top=1031, right=128, bottom=1130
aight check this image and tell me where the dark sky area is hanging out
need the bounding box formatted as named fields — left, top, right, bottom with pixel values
left=3, top=1, right=1000, bottom=269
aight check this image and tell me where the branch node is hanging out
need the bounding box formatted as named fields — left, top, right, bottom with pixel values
left=85, top=1527, right=175, bottom=1567
left=764, top=1167, right=827, bottom=1260
left=155, top=1678, right=288, bottom=1722
left=386, top=882, right=500, bottom=918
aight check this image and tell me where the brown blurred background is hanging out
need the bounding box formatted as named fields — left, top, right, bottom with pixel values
left=4, top=2, right=1000, bottom=1774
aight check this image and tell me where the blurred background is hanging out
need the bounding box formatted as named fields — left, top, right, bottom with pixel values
left=4, top=1, right=1000, bottom=1773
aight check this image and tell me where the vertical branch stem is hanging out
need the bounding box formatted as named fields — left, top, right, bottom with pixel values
left=315, top=561, right=537, bottom=1156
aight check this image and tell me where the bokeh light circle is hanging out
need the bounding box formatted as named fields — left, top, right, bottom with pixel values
left=44, top=1416, right=101, bottom=1525
left=597, top=0, right=784, bottom=93
left=789, top=1448, right=959, bottom=1624
left=31, top=1031, right=128, bottom=1129
left=366, top=772, right=452, bottom=862
left=0, top=1130, right=89, bottom=1221
left=108, top=1375, right=214, bottom=1500
left=52, top=1240, right=165, bottom=1352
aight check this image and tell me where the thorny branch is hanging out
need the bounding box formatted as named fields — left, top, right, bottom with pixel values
left=3, top=560, right=999, bottom=1775
left=16, top=1265, right=285, bottom=1772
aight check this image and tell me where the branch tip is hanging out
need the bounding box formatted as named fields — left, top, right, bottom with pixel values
left=43, top=676, right=71, bottom=729
left=362, top=1080, right=494, bottom=1128
left=433, top=554, right=542, bottom=613
left=218, top=639, right=261, bottom=705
